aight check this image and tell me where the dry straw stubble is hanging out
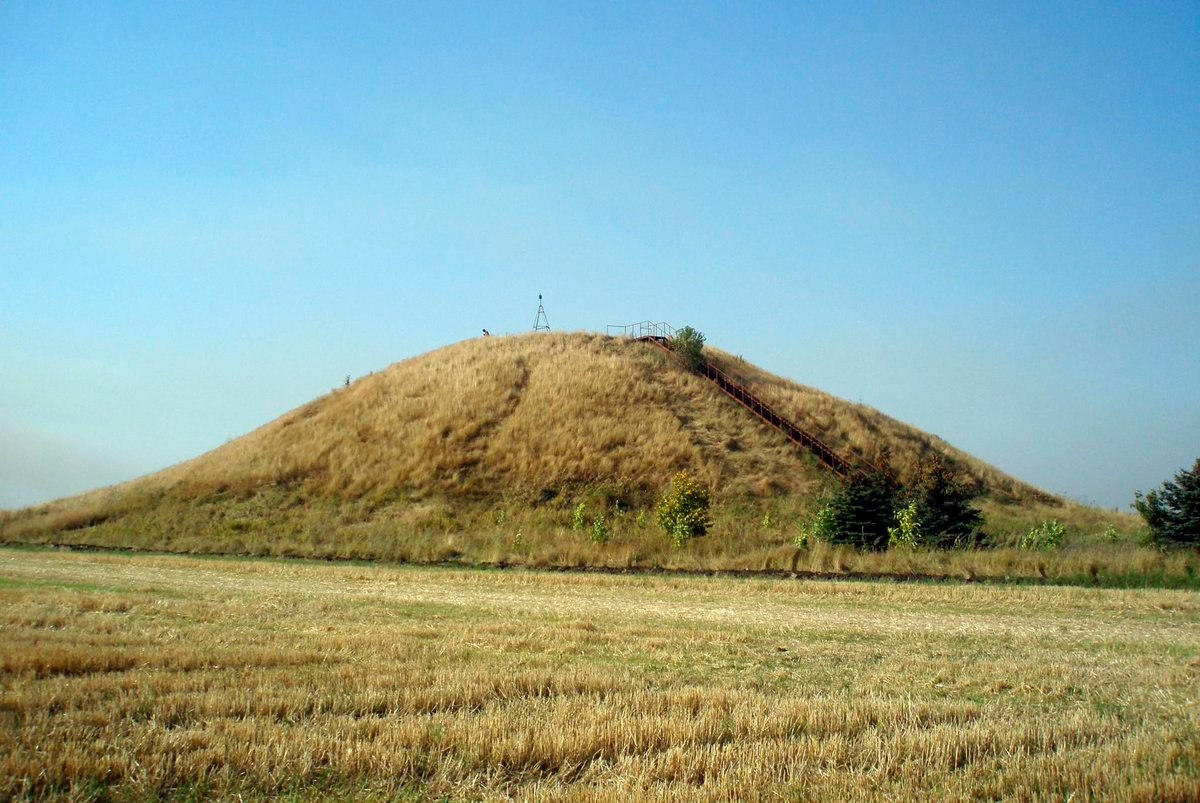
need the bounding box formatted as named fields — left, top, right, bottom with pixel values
left=1, top=548, right=1197, bottom=800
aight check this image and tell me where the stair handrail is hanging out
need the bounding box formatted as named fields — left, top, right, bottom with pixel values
left=637, top=334, right=868, bottom=479
left=697, top=358, right=861, bottom=478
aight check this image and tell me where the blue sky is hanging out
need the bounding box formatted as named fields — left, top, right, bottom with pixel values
left=2, top=1, right=1197, bottom=510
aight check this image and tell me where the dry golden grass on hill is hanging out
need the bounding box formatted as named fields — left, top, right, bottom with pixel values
left=44, top=334, right=833, bottom=506
left=1, top=548, right=1197, bottom=801
left=1, top=333, right=834, bottom=542
left=1, top=332, right=1144, bottom=581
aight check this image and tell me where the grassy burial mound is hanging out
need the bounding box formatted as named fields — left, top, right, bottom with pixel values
left=0, top=332, right=1150, bottom=579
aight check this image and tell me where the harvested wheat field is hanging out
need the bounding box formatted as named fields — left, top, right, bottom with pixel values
left=2, top=548, right=1198, bottom=801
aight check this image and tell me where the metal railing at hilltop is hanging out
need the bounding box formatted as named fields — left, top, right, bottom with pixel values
left=606, top=321, right=675, bottom=341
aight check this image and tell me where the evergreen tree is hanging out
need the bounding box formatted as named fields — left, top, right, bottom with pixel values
left=825, top=464, right=901, bottom=551
left=1134, top=459, right=1200, bottom=549
left=907, top=454, right=983, bottom=549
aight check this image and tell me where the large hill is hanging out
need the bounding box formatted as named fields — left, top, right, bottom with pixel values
left=3, top=331, right=1104, bottom=562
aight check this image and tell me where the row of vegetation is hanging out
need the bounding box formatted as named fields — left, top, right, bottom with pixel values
left=642, top=455, right=1197, bottom=560
left=4, top=475, right=1196, bottom=588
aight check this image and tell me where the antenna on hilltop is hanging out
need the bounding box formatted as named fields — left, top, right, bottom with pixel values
left=533, top=294, right=550, bottom=332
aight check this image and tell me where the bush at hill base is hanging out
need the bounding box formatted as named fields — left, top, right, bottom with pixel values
left=800, top=455, right=983, bottom=551
left=1134, top=459, right=1200, bottom=549
left=1021, top=520, right=1066, bottom=550
left=907, top=455, right=984, bottom=548
left=820, top=469, right=901, bottom=551
left=656, top=471, right=711, bottom=548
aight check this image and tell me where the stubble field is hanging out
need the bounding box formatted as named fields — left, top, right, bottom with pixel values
left=1, top=547, right=1197, bottom=801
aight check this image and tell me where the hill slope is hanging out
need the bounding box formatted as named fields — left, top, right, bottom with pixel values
left=148, top=332, right=844, bottom=500
left=2, top=332, right=1093, bottom=556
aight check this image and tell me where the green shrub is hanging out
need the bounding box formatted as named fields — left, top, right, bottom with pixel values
left=1021, top=520, right=1066, bottom=550
left=656, top=471, right=711, bottom=548
left=571, top=502, right=587, bottom=531
left=794, top=503, right=837, bottom=548
left=887, top=501, right=921, bottom=550
left=824, top=469, right=902, bottom=551
left=591, top=515, right=610, bottom=545
left=670, top=326, right=707, bottom=370
left=796, top=456, right=980, bottom=552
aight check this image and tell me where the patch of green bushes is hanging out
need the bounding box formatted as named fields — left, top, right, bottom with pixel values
left=670, top=326, right=707, bottom=370
left=1021, top=520, right=1066, bottom=550
left=793, top=454, right=983, bottom=551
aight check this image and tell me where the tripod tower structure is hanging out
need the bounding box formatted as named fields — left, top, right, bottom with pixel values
left=532, top=294, right=550, bottom=332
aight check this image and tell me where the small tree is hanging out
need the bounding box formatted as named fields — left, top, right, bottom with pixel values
left=671, top=326, right=706, bottom=370
left=591, top=515, right=610, bottom=545
left=794, top=502, right=837, bottom=548
left=1134, top=459, right=1200, bottom=549
left=906, top=454, right=983, bottom=549
left=571, top=502, right=588, bottom=531
left=823, top=467, right=902, bottom=551
left=887, top=501, right=921, bottom=549
left=656, top=470, right=711, bottom=547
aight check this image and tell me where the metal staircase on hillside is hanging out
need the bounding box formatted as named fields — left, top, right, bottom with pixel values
left=612, top=321, right=864, bottom=479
